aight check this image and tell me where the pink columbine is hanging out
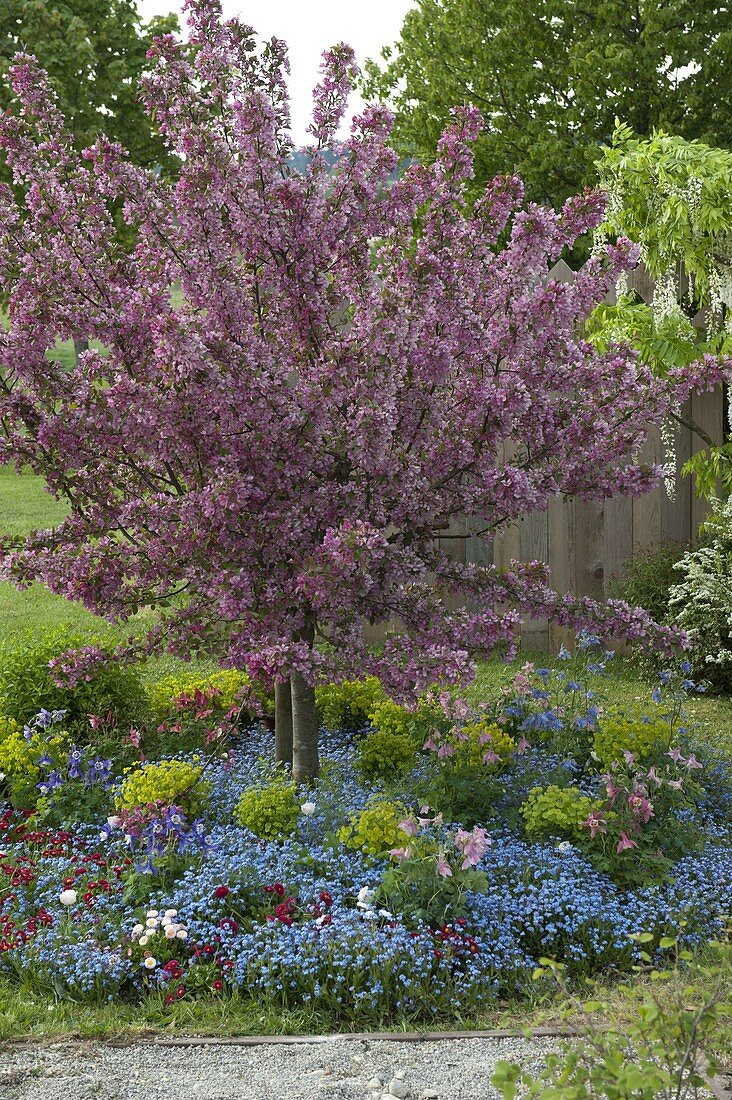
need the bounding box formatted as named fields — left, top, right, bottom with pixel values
left=437, top=743, right=456, bottom=759
left=667, top=746, right=685, bottom=763
left=623, top=750, right=637, bottom=766
left=398, top=817, right=419, bottom=837
left=685, top=754, right=703, bottom=770
left=605, top=778, right=623, bottom=803
left=581, top=812, right=607, bottom=838
left=667, top=778, right=684, bottom=791
left=389, top=846, right=412, bottom=863
left=423, top=737, right=439, bottom=752
left=627, top=792, right=654, bottom=823
left=516, top=736, right=531, bottom=755
left=436, top=856, right=453, bottom=878
left=616, top=832, right=638, bottom=853
left=478, top=731, right=493, bottom=746
left=646, top=766, right=662, bottom=787
left=454, top=826, right=491, bottom=868
left=482, top=750, right=501, bottom=766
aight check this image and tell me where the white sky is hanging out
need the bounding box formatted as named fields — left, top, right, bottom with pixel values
left=136, top=1, right=415, bottom=143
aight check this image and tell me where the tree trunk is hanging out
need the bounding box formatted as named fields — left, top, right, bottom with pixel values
left=291, top=671, right=318, bottom=784
left=73, top=338, right=89, bottom=363
left=274, top=679, right=293, bottom=765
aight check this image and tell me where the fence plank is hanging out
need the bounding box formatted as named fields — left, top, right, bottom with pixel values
left=520, top=510, right=549, bottom=650
left=604, top=495, right=633, bottom=594
left=548, top=495, right=575, bottom=652
left=690, top=389, right=725, bottom=536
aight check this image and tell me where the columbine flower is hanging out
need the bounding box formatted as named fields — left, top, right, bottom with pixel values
left=627, top=792, right=654, bottom=823
left=398, top=817, right=419, bottom=837
left=59, top=889, right=77, bottom=907
left=454, top=826, right=491, bottom=868
left=389, top=846, right=412, bottom=862
left=482, top=750, right=501, bottom=765
left=646, top=766, right=663, bottom=787
left=581, top=813, right=607, bottom=838
left=616, top=832, right=638, bottom=853
left=556, top=841, right=573, bottom=853
left=667, top=746, right=685, bottom=763
left=516, top=736, right=531, bottom=755
left=436, top=856, right=453, bottom=878
left=685, top=754, right=703, bottom=770
left=300, top=801, right=316, bottom=816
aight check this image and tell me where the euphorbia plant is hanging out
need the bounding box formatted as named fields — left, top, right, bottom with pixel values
left=0, top=0, right=725, bottom=780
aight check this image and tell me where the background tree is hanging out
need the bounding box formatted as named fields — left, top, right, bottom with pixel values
left=362, top=0, right=732, bottom=213
left=0, top=0, right=723, bottom=782
left=0, top=0, right=179, bottom=173
left=588, top=124, right=732, bottom=494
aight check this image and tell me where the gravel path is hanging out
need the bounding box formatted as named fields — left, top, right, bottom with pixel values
left=0, top=1035, right=562, bottom=1100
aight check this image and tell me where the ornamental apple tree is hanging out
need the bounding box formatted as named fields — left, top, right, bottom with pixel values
left=0, top=0, right=723, bottom=781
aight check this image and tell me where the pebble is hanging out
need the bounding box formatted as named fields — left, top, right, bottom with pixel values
left=0, top=1035, right=563, bottom=1099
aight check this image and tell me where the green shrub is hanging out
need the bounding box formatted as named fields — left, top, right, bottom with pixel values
left=593, top=711, right=674, bottom=767
left=0, top=715, right=37, bottom=784
left=234, top=776, right=300, bottom=840
left=315, top=677, right=386, bottom=730
left=146, top=669, right=251, bottom=723
left=669, top=496, right=732, bottom=691
left=607, top=541, right=689, bottom=622
left=339, top=799, right=408, bottom=856
left=355, top=726, right=417, bottom=783
left=450, top=720, right=516, bottom=770
left=0, top=629, right=147, bottom=734
left=521, top=785, right=606, bottom=841
left=117, top=759, right=209, bottom=818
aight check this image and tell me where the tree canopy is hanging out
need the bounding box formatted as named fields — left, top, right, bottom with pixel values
left=0, top=0, right=179, bottom=172
left=362, top=0, right=732, bottom=211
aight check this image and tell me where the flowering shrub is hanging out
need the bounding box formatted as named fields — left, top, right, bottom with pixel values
left=117, top=760, right=210, bottom=820
left=0, top=630, right=147, bottom=733
left=419, top=719, right=517, bottom=827
left=592, top=711, right=674, bottom=767
left=339, top=800, right=409, bottom=856
left=378, top=809, right=491, bottom=925
left=315, top=677, right=386, bottom=731
left=234, top=776, right=300, bottom=840
left=521, top=786, right=606, bottom=843
left=355, top=726, right=417, bottom=783
left=144, top=664, right=249, bottom=726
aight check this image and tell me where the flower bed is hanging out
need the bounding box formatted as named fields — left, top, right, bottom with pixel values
left=0, top=637, right=730, bottom=1023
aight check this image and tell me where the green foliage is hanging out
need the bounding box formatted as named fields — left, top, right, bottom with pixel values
left=492, top=941, right=731, bottom=1099
left=669, top=497, right=732, bottom=691
left=363, top=0, right=732, bottom=215
left=0, top=629, right=148, bottom=734
left=315, top=677, right=386, bottom=731
left=418, top=719, right=516, bottom=827
left=339, top=799, right=408, bottom=856
left=593, top=712, right=674, bottom=767
left=521, top=786, right=605, bottom=842
left=117, top=759, right=209, bottom=819
left=355, top=727, right=417, bottom=783
left=146, top=670, right=250, bottom=724
left=0, top=715, right=33, bottom=780
left=234, top=775, right=301, bottom=841
left=606, top=542, right=690, bottom=623
left=598, top=124, right=732, bottom=307
left=0, top=1, right=179, bottom=176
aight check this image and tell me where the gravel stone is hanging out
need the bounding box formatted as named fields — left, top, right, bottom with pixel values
left=0, top=1036, right=560, bottom=1100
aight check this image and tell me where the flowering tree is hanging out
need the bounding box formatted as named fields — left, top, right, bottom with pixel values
left=0, top=0, right=724, bottom=781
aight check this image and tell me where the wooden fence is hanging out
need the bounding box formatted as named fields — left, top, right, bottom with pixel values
left=438, top=259, right=727, bottom=651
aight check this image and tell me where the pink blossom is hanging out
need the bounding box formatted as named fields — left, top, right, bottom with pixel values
left=437, top=743, right=456, bottom=759
left=646, top=766, right=662, bottom=787
left=685, top=754, right=703, bottom=770
left=667, top=778, right=684, bottom=791
left=623, top=750, right=637, bottom=767
left=667, top=746, right=685, bottom=763
left=436, top=856, right=453, bottom=878
left=454, top=826, right=491, bottom=868
left=398, top=817, right=419, bottom=837
left=389, top=846, right=412, bottom=862
left=581, top=812, right=607, bottom=838
left=482, top=750, right=501, bottom=765
left=627, top=792, right=654, bottom=823
left=616, top=832, right=638, bottom=853
left=516, top=737, right=531, bottom=755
